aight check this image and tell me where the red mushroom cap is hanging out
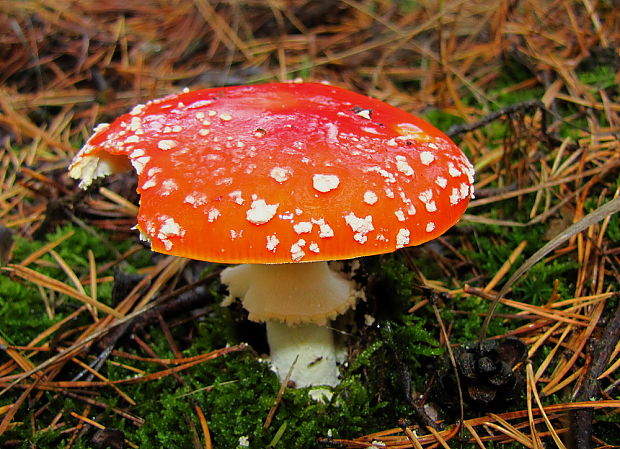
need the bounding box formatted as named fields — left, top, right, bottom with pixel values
left=70, top=82, right=474, bottom=263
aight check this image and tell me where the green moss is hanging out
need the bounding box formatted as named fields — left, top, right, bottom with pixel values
left=0, top=225, right=147, bottom=344
left=423, top=109, right=465, bottom=133
left=0, top=276, right=53, bottom=344
left=577, top=65, right=617, bottom=91
left=443, top=293, right=501, bottom=341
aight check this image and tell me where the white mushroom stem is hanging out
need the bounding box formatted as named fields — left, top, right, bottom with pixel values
left=220, top=261, right=362, bottom=390
left=266, top=321, right=341, bottom=390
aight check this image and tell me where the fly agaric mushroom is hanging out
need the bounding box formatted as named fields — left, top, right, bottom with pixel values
left=69, top=82, right=474, bottom=395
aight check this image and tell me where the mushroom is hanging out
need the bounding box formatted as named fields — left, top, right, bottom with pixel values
left=69, top=82, right=474, bottom=396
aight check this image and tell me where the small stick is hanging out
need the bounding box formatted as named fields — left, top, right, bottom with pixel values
left=263, top=355, right=297, bottom=430
left=398, top=418, right=424, bottom=449
left=569, top=296, right=620, bottom=449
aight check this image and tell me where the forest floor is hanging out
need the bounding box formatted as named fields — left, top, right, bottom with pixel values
left=0, top=1, right=619, bottom=448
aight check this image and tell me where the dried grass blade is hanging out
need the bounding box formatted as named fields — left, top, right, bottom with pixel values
left=70, top=357, right=136, bottom=406
left=0, top=307, right=87, bottom=378
left=110, top=345, right=247, bottom=385
left=466, top=286, right=590, bottom=326
left=425, top=425, right=452, bottom=449
left=463, top=421, right=486, bottom=449
left=485, top=414, right=534, bottom=448
left=527, top=363, right=566, bottom=449
left=18, top=230, right=74, bottom=267
left=87, top=249, right=97, bottom=318
left=0, top=314, right=114, bottom=394
left=134, top=256, right=188, bottom=309
left=29, top=306, right=85, bottom=347
left=484, top=240, right=527, bottom=292
left=597, top=354, right=620, bottom=380
left=456, top=400, right=620, bottom=429
left=194, top=404, right=213, bottom=449
left=65, top=391, right=143, bottom=426
left=253, top=2, right=465, bottom=83
left=469, top=161, right=620, bottom=209
left=0, top=91, right=74, bottom=152
left=108, top=360, right=145, bottom=375
left=550, top=292, right=616, bottom=309
left=17, top=345, right=247, bottom=389
left=338, top=397, right=620, bottom=447
left=0, top=335, right=34, bottom=373
left=542, top=366, right=585, bottom=396
left=533, top=324, right=572, bottom=381
left=554, top=93, right=618, bottom=111
left=525, top=362, right=544, bottom=449
left=49, top=249, right=88, bottom=297
left=542, top=300, right=605, bottom=395
left=527, top=321, right=562, bottom=360
left=461, top=214, right=526, bottom=227
left=192, top=0, right=253, bottom=60
left=401, top=423, right=424, bottom=449
left=110, top=350, right=230, bottom=366
left=98, top=187, right=138, bottom=216
left=0, top=376, right=38, bottom=437
left=4, top=264, right=122, bottom=318
left=69, top=411, right=105, bottom=430
left=264, top=355, right=296, bottom=430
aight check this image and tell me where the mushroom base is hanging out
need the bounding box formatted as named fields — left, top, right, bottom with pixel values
left=266, top=320, right=342, bottom=392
